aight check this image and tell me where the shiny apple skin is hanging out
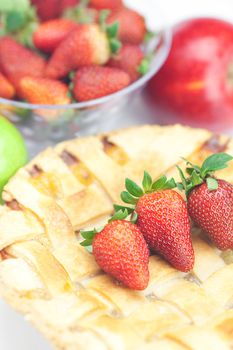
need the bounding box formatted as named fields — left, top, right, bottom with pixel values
left=147, top=18, right=233, bottom=131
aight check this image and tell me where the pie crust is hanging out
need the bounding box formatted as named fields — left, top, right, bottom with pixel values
left=0, top=124, right=232, bottom=350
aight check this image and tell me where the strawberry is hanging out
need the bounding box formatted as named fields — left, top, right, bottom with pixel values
left=0, top=73, right=15, bottom=99
left=117, top=172, right=194, bottom=272
left=45, top=23, right=118, bottom=79
left=31, top=0, right=60, bottom=21
left=108, top=44, right=149, bottom=82
left=177, top=153, right=233, bottom=250
left=33, top=19, right=78, bottom=53
left=107, top=7, right=147, bottom=45
left=89, top=0, right=123, bottom=11
left=19, top=77, right=71, bottom=105
left=80, top=219, right=150, bottom=290
left=73, top=66, right=130, bottom=102
left=0, top=37, right=46, bottom=91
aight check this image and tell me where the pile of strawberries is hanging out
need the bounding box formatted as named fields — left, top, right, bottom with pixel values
left=81, top=153, right=233, bottom=290
left=0, top=0, right=149, bottom=105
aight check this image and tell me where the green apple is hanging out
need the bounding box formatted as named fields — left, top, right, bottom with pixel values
left=0, top=116, right=28, bottom=199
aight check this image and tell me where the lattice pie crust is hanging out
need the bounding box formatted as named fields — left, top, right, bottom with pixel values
left=0, top=125, right=233, bottom=350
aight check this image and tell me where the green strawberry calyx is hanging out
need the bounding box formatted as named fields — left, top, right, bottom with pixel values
left=137, top=52, right=154, bottom=76
left=117, top=171, right=176, bottom=217
left=137, top=57, right=150, bottom=76
left=177, top=152, right=233, bottom=196
left=80, top=226, right=102, bottom=253
left=80, top=209, right=134, bottom=252
left=0, top=0, right=38, bottom=48
left=99, top=10, right=122, bottom=54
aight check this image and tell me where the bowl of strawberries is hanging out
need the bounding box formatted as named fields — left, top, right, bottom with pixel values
left=0, top=0, right=171, bottom=151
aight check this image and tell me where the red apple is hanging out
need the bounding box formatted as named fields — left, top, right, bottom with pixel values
left=147, top=18, right=233, bottom=131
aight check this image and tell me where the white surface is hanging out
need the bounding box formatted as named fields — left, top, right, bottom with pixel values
left=1, top=1, right=233, bottom=349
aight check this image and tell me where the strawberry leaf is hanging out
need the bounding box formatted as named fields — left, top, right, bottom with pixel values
left=176, top=165, right=188, bottom=192
left=177, top=182, right=185, bottom=191
left=113, top=204, right=134, bottom=214
left=80, top=228, right=98, bottom=250
left=186, top=167, right=195, bottom=175
left=107, top=22, right=119, bottom=38
left=190, top=170, right=203, bottom=187
left=109, top=38, right=121, bottom=54
left=85, top=245, right=93, bottom=253
left=121, top=191, right=137, bottom=205
left=125, top=178, right=144, bottom=197
left=206, top=177, right=218, bottom=191
left=0, top=4, right=38, bottom=48
left=131, top=211, right=138, bottom=224
left=142, top=171, right=152, bottom=192
left=182, top=158, right=201, bottom=173
left=80, top=230, right=96, bottom=240
left=80, top=239, right=93, bottom=247
left=152, top=175, right=176, bottom=191
left=201, top=153, right=233, bottom=177
left=137, top=58, right=150, bottom=76
left=5, top=11, right=27, bottom=32
left=166, top=178, right=176, bottom=189
left=152, top=175, right=167, bottom=190
left=108, top=209, right=128, bottom=222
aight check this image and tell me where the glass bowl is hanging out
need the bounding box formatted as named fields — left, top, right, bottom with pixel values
left=0, top=2, right=171, bottom=155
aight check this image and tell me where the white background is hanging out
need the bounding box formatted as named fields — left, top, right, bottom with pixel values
left=1, top=1, right=233, bottom=349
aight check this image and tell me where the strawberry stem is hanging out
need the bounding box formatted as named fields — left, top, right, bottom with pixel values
left=108, top=209, right=129, bottom=222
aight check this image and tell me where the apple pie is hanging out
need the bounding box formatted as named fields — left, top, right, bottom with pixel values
left=0, top=124, right=232, bottom=350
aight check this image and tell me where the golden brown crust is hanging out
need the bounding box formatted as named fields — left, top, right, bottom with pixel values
left=0, top=124, right=232, bottom=350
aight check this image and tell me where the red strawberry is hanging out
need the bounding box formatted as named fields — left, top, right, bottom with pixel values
left=178, top=153, right=233, bottom=250
left=0, top=37, right=46, bottom=91
left=31, top=0, right=60, bottom=21
left=33, top=19, right=78, bottom=53
left=107, top=7, right=147, bottom=45
left=81, top=220, right=150, bottom=290
left=45, top=24, right=112, bottom=79
left=119, top=173, right=194, bottom=272
left=0, top=73, right=15, bottom=99
left=73, top=66, right=130, bottom=102
left=89, top=0, right=123, bottom=10
left=108, top=44, right=148, bottom=82
left=19, top=77, right=71, bottom=105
